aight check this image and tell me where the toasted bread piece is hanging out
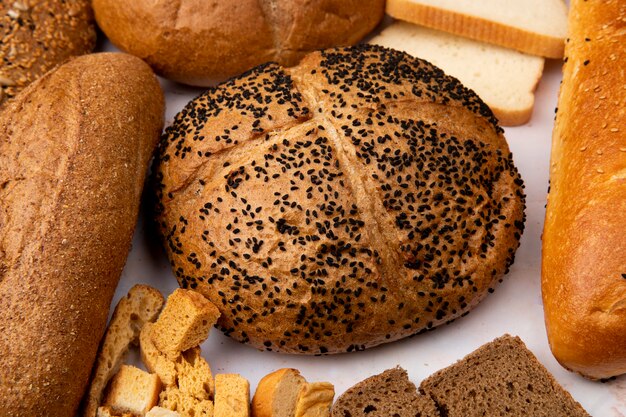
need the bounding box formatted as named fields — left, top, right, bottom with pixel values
left=159, top=387, right=215, bottom=417
left=214, top=374, right=250, bottom=417
left=96, top=406, right=134, bottom=417
left=151, top=289, right=221, bottom=359
left=370, top=22, right=544, bottom=126
left=140, top=322, right=178, bottom=386
left=83, top=285, right=164, bottom=417
left=146, top=407, right=182, bottom=417
left=252, top=368, right=306, bottom=417
left=176, top=347, right=215, bottom=400
left=104, top=365, right=162, bottom=416
left=386, top=0, right=568, bottom=58
left=294, top=382, right=334, bottom=417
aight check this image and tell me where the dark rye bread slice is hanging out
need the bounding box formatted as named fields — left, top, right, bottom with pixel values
left=331, top=367, right=440, bottom=417
left=419, top=335, right=590, bottom=417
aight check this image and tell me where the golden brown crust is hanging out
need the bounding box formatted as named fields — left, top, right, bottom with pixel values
left=251, top=369, right=305, bottom=417
left=0, top=53, right=164, bottom=416
left=0, top=0, right=95, bottom=107
left=386, top=0, right=565, bottom=58
left=92, top=0, right=385, bottom=86
left=542, top=0, right=626, bottom=380
left=153, top=45, right=526, bottom=355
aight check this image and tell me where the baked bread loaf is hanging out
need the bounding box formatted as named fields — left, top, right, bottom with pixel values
left=91, top=0, right=385, bottom=86
left=370, top=22, right=545, bottom=126
left=153, top=44, right=526, bottom=354
left=331, top=367, right=440, bottom=417
left=419, top=335, right=590, bottom=416
left=0, top=53, right=164, bottom=416
left=0, top=0, right=95, bottom=106
left=542, top=0, right=626, bottom=380
left=83, top=285, right=165, bottom=417
left=386, top=0, right=568, bottom=58
left=252, top=369, right=306, bottom=417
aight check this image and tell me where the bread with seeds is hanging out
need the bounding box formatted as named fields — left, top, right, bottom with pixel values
left=92, top=0, right=384, bottom=85
left=153, top=44, right=526, bottom=354
left=0, top=0, right=95, bottom=106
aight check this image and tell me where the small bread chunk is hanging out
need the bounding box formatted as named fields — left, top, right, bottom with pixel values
left=419, top=335, right=590, bottom=416
left=214, top=374, right=250, bottom=417
left=83, top=285, right=165, bottom=417
left=96, top=406, right=134, bottom=417
left=331, top=367, right=440, bottom=417
left=141, top=323, right=178, bottom=386
left=104, top=365, right=162, bottom=416
left=294, top=382, right=334, bottom=417
left=146, top=406, right=182, bottom=417
left=159, top=387, right=215, bottom=417
left=252, top=368, right=306, bottom=417
left=176, top=347, right=215, bottom=400
left=152, top=289, right=221, bottom=359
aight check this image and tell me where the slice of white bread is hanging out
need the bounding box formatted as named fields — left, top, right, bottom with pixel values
left=386, top=0, right=568, bottom=58
left=214, top=374, right=250, bottom=417
left=103, top=365, right=162, bottom=416
left=151, top=289, right=221, bottom=359
left=83, top=285, right=165, bottom=417
left=251, top=368, right=306, bottom=417
left=294, top=382, right=334, bottom=417
left=370, top=22, right=545, bottom=126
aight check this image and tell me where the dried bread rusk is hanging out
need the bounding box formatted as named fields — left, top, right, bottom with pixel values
left=153, top=44, right=526, bottom=354
left=0, top=53, right=164, bottom=416
left=542, top=0, right=626, bottom=380
left=0, top=0, right=95, bottom=106
left=91, top=0, right=384, bottom=86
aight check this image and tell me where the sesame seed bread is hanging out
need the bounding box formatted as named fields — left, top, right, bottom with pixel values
left=331, top=367, right=440, bottom=417
left=151, top=289, right=221, bottom=360
left=214, top=374, right=251, bottom=417
left=91, top=0, right=384, bottom=86
left=542, top=0, right=626, bottom=380
left=0, top=53, right=164, bottom=416
left=251, top=368, right=306, bottom=417
left=294, top=382, right=334, bottom=417
left=103, top=365, right=162, bottom=416
left=0, top=0, right=95, bottom=106
left=370, top=22, right=545, bottom=126
left=419, top=335, right=590, bottom=416
left=82, top=285, right=165, bottom=417
left=153, top=44, right=526, bottom=354
left=386, top=0, right=568, bottom=58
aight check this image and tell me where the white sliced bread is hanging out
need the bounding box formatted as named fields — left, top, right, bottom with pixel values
left=251, top=368, right=306, bottom=417
left=83, top=285, right=165, bottom=417
left=386, top=0, right=568, bottom=58
left=370, top=22, right=545, bottom=126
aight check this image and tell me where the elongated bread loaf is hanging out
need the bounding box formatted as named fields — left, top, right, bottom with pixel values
left=0, top=53, right=164, bottom=415
left=542, top=0, right=626, bottom=379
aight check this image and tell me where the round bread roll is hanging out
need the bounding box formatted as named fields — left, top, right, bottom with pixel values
left=0, top=0, right=95, bottom=106
left=92, top=0, right=385, bottom=86
left=153, top=45, right=526, bottom=354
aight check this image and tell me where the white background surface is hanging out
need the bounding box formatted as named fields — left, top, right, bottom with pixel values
left=103, top=30, right=625, bottom=417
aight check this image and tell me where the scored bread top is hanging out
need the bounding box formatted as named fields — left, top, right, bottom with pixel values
left=153, top=44, right=525, bottom=354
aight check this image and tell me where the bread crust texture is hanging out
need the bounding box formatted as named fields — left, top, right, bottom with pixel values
left=92, top=0, right=385, bottom=86
left=0, top=52, right=164, bottom=416
left=153, top=44, right=526, bottom=354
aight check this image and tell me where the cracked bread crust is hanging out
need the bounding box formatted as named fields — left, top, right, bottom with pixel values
left=153, top=44, right=526, bottom=354
left=92, top=0, right=385, bottom=86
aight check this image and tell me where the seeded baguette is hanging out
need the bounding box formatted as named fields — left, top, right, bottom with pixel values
left=542, top=0, right=626, bottom=379
left=153, top=44, right=526, bottom=354
left=0, top=53, right=164, bottom=416
left=92, top=0, right=384, bottom=86
left=0, top=0, right=95, bottom=106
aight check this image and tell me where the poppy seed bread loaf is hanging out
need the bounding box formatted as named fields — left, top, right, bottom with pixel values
left=92, top=0, right=385, bottom=86
left=153, top=45, right=526, bottom=354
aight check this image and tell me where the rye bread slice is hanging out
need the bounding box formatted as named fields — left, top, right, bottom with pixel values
left=331, top=367, right=440, bottom=417
left=419, top=335, right=590, bottom=417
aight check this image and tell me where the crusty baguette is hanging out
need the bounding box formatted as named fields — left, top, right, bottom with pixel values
left=542, top=0, right=626, bottom=379
left=251, top=368, right=306, bottom=417
left=0, top=0, right=95, bottom=106
left=385, top=0, right=568, bottom=58
left=0, top=53, right=164, bottom=416
left=82, top=285, right=165, bottom=417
